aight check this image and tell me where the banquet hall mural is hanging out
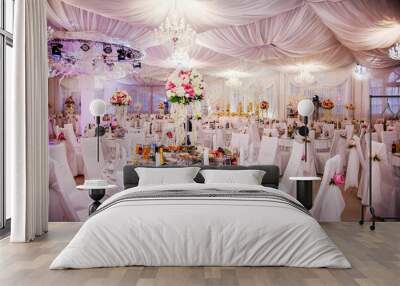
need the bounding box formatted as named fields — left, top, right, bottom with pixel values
left=46, top=0, right=400, bottom=224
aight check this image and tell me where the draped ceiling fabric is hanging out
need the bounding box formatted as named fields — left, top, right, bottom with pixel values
left=46, top=0, right=400, bottom=79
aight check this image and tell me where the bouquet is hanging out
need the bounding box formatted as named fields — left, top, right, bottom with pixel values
left=260, top=100, right=269, bottom=110
left=347, top=138, right=356, bottom=149
left=110, top=90, right=132, bottom=106
left=321, top=99, right=334, bottom=110
left=344, top=103, right=355, bottom=110
left=166, top=69, right=205, bottom=105
left=329, top=173, right=345, bottom=186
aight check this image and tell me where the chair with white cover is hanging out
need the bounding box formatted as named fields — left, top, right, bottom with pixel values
left=344, top=124, right=354, bottom=139
left=322, top=124, right=335, bottom=138
left=280, top=139, right=317, bottom=197
left=374, top=124, right=384, bottom=141
left=198, top=129, right=214, bottom=150
left=49, top=143, right=90, bottom=221
left=311, top=155, right=345, bottom=222
left=214, top=129, right=226, bottom=149
left=257, top=136, right=280, bottom=167
left=381, top=131, right=398, bottom=163
left=248, top=122, right=261, bottom=164
left=160, top=123, right=176, bottom=146
left=344, top=135, right=360, bottom=191
left=62, top=123, right=85, bottom=176
left=231, top=133, right=250, bottom=165
left=315, top=129, right=345, bottom=174
left=263, top=128, right=279, bottom=137
left=358, top=138, right=396, bottom=218
left=395, top=121, right=400, bottom=137
left=80, top=137, right=105, bottom=180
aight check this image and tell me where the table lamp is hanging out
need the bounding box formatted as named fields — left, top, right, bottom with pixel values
left=89, top=99, right=106, bottom=162
left=297, top=99, right=314, bottom=162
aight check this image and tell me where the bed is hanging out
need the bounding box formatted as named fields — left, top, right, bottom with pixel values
left=50, top=165, right=350, bottom=269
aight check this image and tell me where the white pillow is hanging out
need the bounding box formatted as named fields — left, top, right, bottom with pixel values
left=200, top=169, right=266, bottom=185
left=135, top=167, right=200, bottom=186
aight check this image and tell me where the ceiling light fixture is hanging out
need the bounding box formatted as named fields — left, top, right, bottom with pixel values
left=353, top=63, right=368, bottom=79
left=294, top=69, right=315, bottom=86
left=154, top=9, right=196, bottom=50
left=225, top=71, right=243, bottom=88
left=389, top=42, right=400, bottom=60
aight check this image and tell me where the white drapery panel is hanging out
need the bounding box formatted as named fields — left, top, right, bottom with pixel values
left=59, top=0, right=304, bottom=31
left=10, top=0, right=49, bottom=242
left=197, top=6, right=344, bottom=62
left=309, top=0, right=400, bottom=51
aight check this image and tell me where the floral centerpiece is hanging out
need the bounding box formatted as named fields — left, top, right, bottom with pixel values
left=165, top=69, right=206, bottom=145
left=259, top=100, right=269, bottom=120
left=321, top=99, right=334, bottom=110
left=321, top=98, right=334, bottom=120
left=260, top=100, right=269, bottom=110
left=166, top=69, right=205, bottom=105
left=64, top=96, right=75, bottom=114
left=110, top=90, right=132, bottom=128
left=344, top=103, right=355, bottom=119
left=110, top=90, right=132, bottom=106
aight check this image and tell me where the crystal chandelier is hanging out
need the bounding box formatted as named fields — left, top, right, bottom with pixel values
left=155, top=12, right=196, bottom=50
left=294, top=70, right=315, bottom=86
left=225, top=76, right=242, bottom=88
left=353, top=63, right=368, bottom=79
left=354, top=64, right=367, bottom=75
left=389, top=42, right=400, bottom=60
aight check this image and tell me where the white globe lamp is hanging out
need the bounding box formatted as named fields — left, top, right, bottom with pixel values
left=89, top=99, right=107, bottom=162
left=297, top=99, right=314, bottom=117
left=90, top=99, right=106, bottom=116
left=297, top=99, right=314, bottom=162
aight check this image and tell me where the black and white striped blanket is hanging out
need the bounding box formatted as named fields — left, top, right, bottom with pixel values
left=92, top=189, right=310, bottom=217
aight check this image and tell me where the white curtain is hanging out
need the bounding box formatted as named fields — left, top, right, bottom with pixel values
left=9, top=0, right=49, bottom=242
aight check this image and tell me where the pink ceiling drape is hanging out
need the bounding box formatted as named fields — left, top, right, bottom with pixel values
left=47, top=0, right=400, bottom=77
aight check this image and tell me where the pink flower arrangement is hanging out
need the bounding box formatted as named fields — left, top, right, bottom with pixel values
left=110, top=90, right=132, bottom=106
left=321, top=99, right=334, bottom=110
left=260, top=100, right=269, bottom=110
left=57, top=132, right=65, bottom=141
left=165, top=69, right=205, bottom=105
left=330, top=173, right=345, bottom=186
left=344, top=103, right=355, bottom=110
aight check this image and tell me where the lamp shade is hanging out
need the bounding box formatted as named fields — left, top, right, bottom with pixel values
left=297, top=99, right=314, bottom=116
left=89, top=99, right=106, bottom=116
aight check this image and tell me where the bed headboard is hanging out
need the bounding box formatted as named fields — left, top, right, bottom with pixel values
left=123, top=165, right=280, bottom=190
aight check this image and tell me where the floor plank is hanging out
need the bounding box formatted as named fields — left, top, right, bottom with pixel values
left=0, top=222, right=399, bottom=286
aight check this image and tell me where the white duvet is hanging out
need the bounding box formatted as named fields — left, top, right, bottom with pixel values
left=50, top=183, right=351, bottom=269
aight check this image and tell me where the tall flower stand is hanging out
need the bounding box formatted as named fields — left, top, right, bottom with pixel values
left=170, top=103, right=188, bottom=145
left=114, top=105, right=128, bottom=128
left=324, top=109, right=333, bottom=121
left=345, top=109, right=354, bottom=120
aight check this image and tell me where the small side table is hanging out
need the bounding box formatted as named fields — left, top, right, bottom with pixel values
left=77, top=185, right=118, bottom=215
left=289, top=177, right=321, bottom=210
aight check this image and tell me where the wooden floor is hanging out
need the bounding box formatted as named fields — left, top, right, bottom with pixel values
left=1, top=222, right=399, bottom=286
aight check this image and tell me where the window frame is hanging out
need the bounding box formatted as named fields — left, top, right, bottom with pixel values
left=0, top=0, right=14, bottom=231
